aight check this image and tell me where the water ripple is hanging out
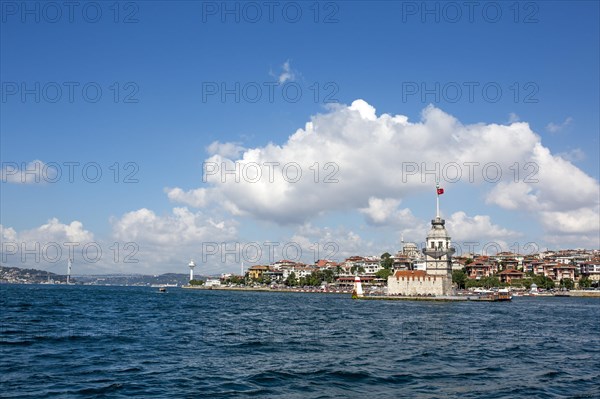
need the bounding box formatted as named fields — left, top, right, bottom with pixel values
left=1, top=285, right=598, bottom=398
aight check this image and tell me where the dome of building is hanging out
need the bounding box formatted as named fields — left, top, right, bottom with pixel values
left=426, top=217, right=451, bottom=240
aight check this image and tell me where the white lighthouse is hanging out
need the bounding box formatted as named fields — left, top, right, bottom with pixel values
left=387, top=183, right=455, bottom=297
left=353, top=274, right=364, bottom=298
left=188, top=259, right=196, bottom=282
left=67, top=258, right=72, bottom=284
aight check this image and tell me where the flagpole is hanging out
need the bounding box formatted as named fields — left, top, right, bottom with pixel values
left=436, top=182, right=440, bottom=218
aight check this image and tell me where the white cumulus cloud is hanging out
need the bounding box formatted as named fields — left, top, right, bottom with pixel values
left=162, top=100, right=597, bottom=245
left=0, top=219, right=96, bottom=272
left=446, top=211, right=521, bottom=243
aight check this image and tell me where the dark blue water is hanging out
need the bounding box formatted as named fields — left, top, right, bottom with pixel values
left=1, top=285, right=599, bottom=398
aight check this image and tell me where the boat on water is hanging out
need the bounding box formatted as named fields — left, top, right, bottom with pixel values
left=158, top=287, right=167, bottom=293
left=468, top=288, right=512, bottom=301
left=496, top=288, right=512, bottom=301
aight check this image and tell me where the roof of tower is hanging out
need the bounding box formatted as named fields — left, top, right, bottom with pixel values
left=427, top=217, right=451, bottom=240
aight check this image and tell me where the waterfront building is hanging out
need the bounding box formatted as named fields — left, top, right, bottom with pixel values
left=264, top=268, right=284, bottom=282
left=314, top=259, right=339, bottom=270
left=391, top=253, right=412, bottom=271
left=466, top=258, right=493, bottom=279
left=541, top=262, right=577, bottom=282
left=451, top=259, right=465, bottom=272
left=388, top=184, right=455, bottom=296
left=247, top=265, right=270, bottom=280
left=363, top=257, right=383, bottom=275
left=280, top=264, right=315, bottom=280
left=205, top=278, right=221, bottom=287
left=271, top=259, right=297, bottom=269
left=491, top=252, right=524, bottom=270
left=497, top=268, right=524, bottom=284
left=580, top=259, right=600, bottom=281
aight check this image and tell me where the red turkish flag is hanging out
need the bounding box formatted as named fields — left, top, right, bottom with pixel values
left=437, top=188, right=444, bottom=195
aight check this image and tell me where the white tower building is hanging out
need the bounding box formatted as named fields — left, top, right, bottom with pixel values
left=388, top=183, right=455, bottom=296
left=188, top=260, right=196, bottom=281
left=421, top=183, right=455, bottom=293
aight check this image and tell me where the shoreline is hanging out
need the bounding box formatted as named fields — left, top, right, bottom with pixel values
left=182, top=285, right=353, bottom=294
left=181, top=285, right=600, bottom=298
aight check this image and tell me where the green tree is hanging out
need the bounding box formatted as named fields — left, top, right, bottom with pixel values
left=480, top=275, right=500, bottom=288
left=189, top=279, right=204, bottom=285
left=466, top=278, right=480, bottom=288
left=533, top=275, right=555, bottom=290
left=351, top=265, right=366, bottom=274
left=380, top=252, right=393, bottom=269
left=257, top=275, right=271, bottom=285
left=510, top=278, right=531, bottom=289
left=465, top=258, right=474, bottom=265
left=285, top=272, right=298, bottom=287
left=452, top=270, right=468, bottom=289
left=306, top=272, right=323, bottom=287
left=578, top=276, right=592, bottom=288
left=229, top=275, right=244, bottom=285
left=468, top=273, right=503, bottom=288
left=334, top=265, right=343, bottom=276
left=322, top=269, right=335, bottom=283
left=560, top=278, right=574, bottom=290
left=376, top=268, right=393, bottom=279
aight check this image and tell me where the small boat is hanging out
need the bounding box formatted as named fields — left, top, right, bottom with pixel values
left=159, top=287, right=167, bottom=293
left=496, top=288, right=512, bottom=301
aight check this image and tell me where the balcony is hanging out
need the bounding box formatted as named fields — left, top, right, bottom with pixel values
left=422, top=247, right=456, bottom=259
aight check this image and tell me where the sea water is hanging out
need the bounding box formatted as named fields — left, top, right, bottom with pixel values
left=1, top=284, right=599, bottom=398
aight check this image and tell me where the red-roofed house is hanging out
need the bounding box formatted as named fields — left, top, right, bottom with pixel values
left=497, top=269, right=524, bottom=284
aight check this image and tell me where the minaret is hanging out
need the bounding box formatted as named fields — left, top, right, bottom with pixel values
left=422, top=183, right=455, bottom=294
left=188, top=260, right=196, bottom=281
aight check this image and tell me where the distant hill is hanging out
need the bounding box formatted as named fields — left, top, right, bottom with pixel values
left=0, top=265, right=67, bottom=284
left=74, top=272, right=197, bottom=286
left=0, top=265, right=208, bottom=286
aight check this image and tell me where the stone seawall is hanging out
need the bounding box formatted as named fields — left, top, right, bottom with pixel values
left=566, top=290, right=600, bottom=297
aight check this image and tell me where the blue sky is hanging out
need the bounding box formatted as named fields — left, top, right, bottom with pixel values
left=1, top=1, right=599, bottom=275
